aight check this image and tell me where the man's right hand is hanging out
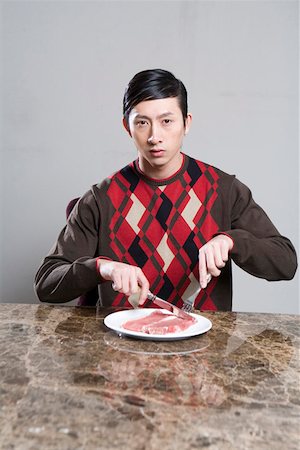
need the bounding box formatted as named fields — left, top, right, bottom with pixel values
left=97, top=259, right=149, bottom=305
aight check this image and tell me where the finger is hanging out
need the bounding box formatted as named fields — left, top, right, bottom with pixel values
left=206, top=273, right=212, bottom=284
left=111, top=273, right=122, bottom=291
left=213, top=244, right=226, bottom=268
left=120, top=272, right=130, bottom=295
left=136, top=269, right=149, bottom=305
left=129, top=271, right=139, bottom=296
left=199, top=249, right=208, bottom=288
left=220, top=240, right=230, bottom=261
left=206, top=247, right=221, bottom=277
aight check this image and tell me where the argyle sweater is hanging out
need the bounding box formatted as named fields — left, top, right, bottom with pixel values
left=35, top=154, right=297, bottom=310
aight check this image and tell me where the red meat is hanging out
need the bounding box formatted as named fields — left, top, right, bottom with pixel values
left=123, top=310, right=196, bottom=335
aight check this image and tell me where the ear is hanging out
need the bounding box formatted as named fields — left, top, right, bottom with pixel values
left=184, top=113, right=192, bottom=135
left=123, top=117, right=132, bottom=137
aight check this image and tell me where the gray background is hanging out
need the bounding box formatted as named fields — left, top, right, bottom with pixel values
left=1, top=0, right=299, bottom=313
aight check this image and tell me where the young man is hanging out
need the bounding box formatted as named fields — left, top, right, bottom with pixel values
left=35, top=69, right=297, bottom=310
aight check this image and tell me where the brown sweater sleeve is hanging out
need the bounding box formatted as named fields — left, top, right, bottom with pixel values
left=34, top=189, right=103, bottom=303
left=225, top=178, right=297, bottom=280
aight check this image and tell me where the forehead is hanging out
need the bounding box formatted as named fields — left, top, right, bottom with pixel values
left=129, top=97, right=181, bottom=118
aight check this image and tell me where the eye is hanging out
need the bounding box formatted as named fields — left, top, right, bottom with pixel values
left=136, top=120, right=148, bottom=127
left=163, top=119, right=172, bottom=125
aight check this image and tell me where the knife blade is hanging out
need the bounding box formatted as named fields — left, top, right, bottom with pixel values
left=146, top=292, right=191, bottom=321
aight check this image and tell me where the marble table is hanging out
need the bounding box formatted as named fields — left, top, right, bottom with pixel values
left=0, top=304, right=299, bottom=450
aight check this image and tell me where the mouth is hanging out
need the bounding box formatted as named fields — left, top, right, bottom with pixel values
left=149, top=149, right=165, bottom=157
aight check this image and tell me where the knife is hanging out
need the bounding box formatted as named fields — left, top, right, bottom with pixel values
left=146, top=292, right=191, bottom=321
left=127, top=287, right=192, bottom=320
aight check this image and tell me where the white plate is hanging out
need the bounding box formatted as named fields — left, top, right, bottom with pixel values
left=104, top=308, right=212, bottom=341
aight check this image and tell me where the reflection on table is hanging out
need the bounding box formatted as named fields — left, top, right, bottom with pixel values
left=0, top=303, right=299, bottom=450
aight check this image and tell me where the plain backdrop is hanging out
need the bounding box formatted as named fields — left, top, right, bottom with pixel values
left=1, top=0, right=299, bottom=313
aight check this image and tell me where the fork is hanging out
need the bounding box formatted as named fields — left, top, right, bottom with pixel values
left=182, top=274, right=212, bottom=313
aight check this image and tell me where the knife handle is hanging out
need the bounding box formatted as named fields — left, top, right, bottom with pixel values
left=128, top=289, right=156, bottom=308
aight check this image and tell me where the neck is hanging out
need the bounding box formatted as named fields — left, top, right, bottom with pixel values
left=138, top=152, right=184, bottom=180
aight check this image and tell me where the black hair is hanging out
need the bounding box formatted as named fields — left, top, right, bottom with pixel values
left=123, top=69, right=188, bottom=125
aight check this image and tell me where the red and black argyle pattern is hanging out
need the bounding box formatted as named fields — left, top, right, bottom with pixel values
left=106, top=156, right=220, bottom=310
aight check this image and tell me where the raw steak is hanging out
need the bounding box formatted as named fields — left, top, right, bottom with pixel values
left=123, top=310, right=196, bottom=335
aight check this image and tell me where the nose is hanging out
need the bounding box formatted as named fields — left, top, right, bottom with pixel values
left=148, top=136, right=156, bottom=145
left=147, top=134, right=162, bottom=145
left=147, top=123, right=162, bottom=145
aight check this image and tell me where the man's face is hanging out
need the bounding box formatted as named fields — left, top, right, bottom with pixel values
left=125, top=97, right=192, bottom=179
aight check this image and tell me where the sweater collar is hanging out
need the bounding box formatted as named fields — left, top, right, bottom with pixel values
left=132, top=153, right=189, bottom=186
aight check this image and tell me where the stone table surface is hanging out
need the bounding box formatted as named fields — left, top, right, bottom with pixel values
left=0, top=304, right=299, bottom=450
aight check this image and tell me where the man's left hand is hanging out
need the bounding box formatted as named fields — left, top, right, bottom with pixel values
left=199, top=234, right=234, bottom=288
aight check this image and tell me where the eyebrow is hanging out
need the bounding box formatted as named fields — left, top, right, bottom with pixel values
left=134, top=112, right=175, bottom=120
